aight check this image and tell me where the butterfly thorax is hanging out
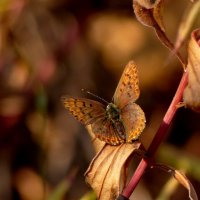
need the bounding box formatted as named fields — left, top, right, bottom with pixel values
left=106, top=103, right=120, bottom=120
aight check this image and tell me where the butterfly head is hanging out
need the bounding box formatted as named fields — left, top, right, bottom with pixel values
left=106, top=103, right=120, bottom=121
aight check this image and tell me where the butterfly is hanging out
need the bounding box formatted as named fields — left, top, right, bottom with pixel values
left=62, top=61, right=146, bottom=145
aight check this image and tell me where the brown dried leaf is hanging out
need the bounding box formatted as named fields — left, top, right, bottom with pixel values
left=153, top=0, right=165, bottom=32
left=85, top=142, right=141, bottom=200
left=174, top=170, right=198, bottom=200
left=133, top=1, right=157, bottom=28
left=183, top=29, right=200, bottom=112
left=152, top=164, right=198, bottom=200
left=133, top=0, right=155, bottom=9
left=175, top=1, right=200, bottom=50
left=133, top=0, right=186, bottom=67
left=133, top=0, right=165, bottom=33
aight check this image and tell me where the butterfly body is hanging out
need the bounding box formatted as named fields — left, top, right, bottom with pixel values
left=106, top=103, right=120, bottom=121
left=106, top=103, right=126, bottom=140
left=62, top=61, right=146, bottom=145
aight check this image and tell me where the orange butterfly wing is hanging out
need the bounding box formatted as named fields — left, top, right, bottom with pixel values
left=121, top=102, right=146, bottom=141
left=113, top=60, right=140, bottom=109
left=113, top=61, right=146, bottom=141
left=62, top=97, right=105, bottom=125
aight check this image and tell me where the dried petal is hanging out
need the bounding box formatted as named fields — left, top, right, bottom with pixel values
left=175, top=1, right=200, bottom=50
left=174, top=170, right=198, bottom=200
left=134, top=0, right=155, bottom=9
left=153, top=0, right=165, bottom=32
left=85, top=142, right=141, bottom=200
left=183, top=29, right=200, bottom=112
left=152, top=164, right=198, bottom=200
left=133, top=0, right=186, bottom=67
left=133, top=1, right=157, bottom=28
left=133, top=0, right=165, bottom=34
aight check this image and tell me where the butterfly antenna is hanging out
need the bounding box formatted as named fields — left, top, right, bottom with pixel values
left=81, top=89, right=109, bottom=104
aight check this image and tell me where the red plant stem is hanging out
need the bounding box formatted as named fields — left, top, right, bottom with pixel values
left=121, top=71, right=188, bottom=198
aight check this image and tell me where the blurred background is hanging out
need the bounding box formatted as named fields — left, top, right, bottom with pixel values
left=0, top=0, right=200, bottom=199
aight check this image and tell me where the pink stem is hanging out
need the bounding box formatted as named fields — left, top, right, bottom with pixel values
left=121, top=71, right=188, bottom=198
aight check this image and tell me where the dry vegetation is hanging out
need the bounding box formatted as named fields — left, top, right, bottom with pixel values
left=0, top=0, right=200, bottom=199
